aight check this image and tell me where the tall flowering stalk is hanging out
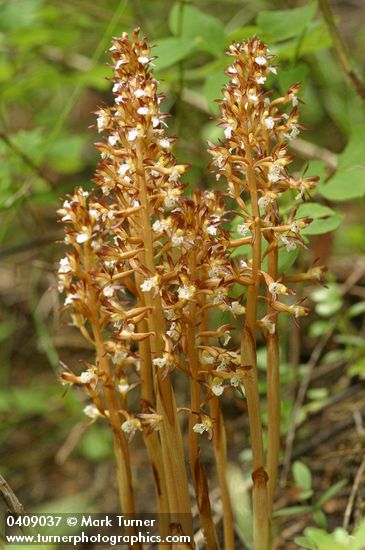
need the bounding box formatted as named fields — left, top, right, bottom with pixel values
left=208, top=37, right=321, bottom=548
left=58, top=30, right=322, bottom=550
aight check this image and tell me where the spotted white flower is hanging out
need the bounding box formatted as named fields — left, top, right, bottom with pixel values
left=117, top=379, right=129, bottom=394
left=223, top=331, right=231, bottom=346
left=256, top=76, right=266, bottom=85
left=138, top=56, right=150, bottom=64
left=193, top=417, right=212, bottom=435
left=269, top=282, right=289, bottom=298
left=178, top=285, right=195, bottom=301
left=80, top=369, right=95, bottom=384
left=166, top=322, right=180, bottom=341
left=97, top=113, right=108, bottom=133
left=255, top=56, right=266, bottom=65
left=118, top=163, right=129, bottom=176
left=231, top=301, right=245, bottom=315
left=200, top=351, right=215, bottom=365
left=76, top=230, right=90, bottom=244
left=207, top=225, right=217, bottom=236
left=269, top=66, right=277, bottom=75
left=83, top=404, right=101, bottom=420
left=172, top=231, right=185, bottom=246
left=137, top=106, right=149, bottom=115
left=258, top=196, right=271, bottom=208
left=152, top=219, right=169, bottom=233
left=108, top=135, right=118, bottom=147
left=159, top=138, right=170, bottom=149
left=103, top=285, right=115, bottom=297
left=210, top=378, right=224, bottom=396
left=121, top=418, right=142, bottom=434
left=58, top=257, right=72, bottom=274
left=237, top=223, right=250, bottom=236
left=260, top=316, right=276, bottom=334
left=224, top=125, right=234, bottom=139
left=64, top=294, right=79, bottom=306
left=230, top=372, right=244, bottom=388
left=268, top=164, right=282, bottom=183
left=281, top=235, right=297, bottom=252
left=264, top=117, right=275, bottom=130
left=134, top=88, right=146, bottom=98
left=153, top=356, right=168, bottom=369
left=127, top=129, right=139, bottom=142
left=115, top=58, right=127, bottom=69
left=248, top=92, right=258, bottom=102
left=140, top=277, right=158, bottom=292
left=289, top=305, right=308, bottom=318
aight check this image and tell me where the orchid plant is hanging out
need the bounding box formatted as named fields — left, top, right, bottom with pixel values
left=58, top=30, right=323, bottom=550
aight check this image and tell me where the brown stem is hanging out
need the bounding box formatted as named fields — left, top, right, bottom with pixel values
left=241, top=136, right=269, bottom=550
left=186, top=252, right=219, bottom=549
left=135, top=140, right=193, bottom=538
left=266, top=245, right=280, bottom=518
left=318, top=0, right=365, bottom=101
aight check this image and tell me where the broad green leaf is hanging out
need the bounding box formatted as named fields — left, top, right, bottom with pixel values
left=316, top=479, right=347, bottom=508
left=353, top=519, right=365, bottom=550
left=319, top=166, right=365, bottom=201
left=296, top=203, right=343, bottom=235
left=169, top=3, right=225, bottom=56
left=294, top=536, right=317, bottom=550
left=227, top=465, right=253, bottom=548
left=153, top=37, right=196, bottom=71
left=319, top=126, right=365, bottom=200
left=293, top=461, right=312, bottom=492
left=257, top=1, right=317, bottom=42
left=304, top=527, right=344, bottom=549
left=203, top=69, right=229, bottom=113
left=348, top=357, right=365, bottom=378
left=273, top=505, right=313, bottom=517
left=347, top=301, right=365, bottom=319
left=277, top=63, right=309, bottom=95
left=274, top=21, right=332, bottom=60
left=47, top=134, right=86, bottom=174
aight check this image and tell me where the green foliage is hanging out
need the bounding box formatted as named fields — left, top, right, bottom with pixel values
left=257, top=1, right=317, bottom=42
left=295, top=519, right=365, bottom=549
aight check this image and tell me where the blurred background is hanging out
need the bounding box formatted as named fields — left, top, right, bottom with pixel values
left=0, top=0, right=364, bottom=548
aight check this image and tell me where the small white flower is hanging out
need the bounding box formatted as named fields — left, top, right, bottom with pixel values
left=115, top=58, right=127, bottom=69
left=108, top=135, right=118, bottom=147
left=269, top=66, right=277, bottom=75
left=248, top=93, right=258, bottom=102
left=256, top=76, right=266, bottom=85
left=83, top=404, right=100, bottom=419
left=138, top=56, right=150, bottom=64
left=137, top=106, right=149, bottom=115
left=80, top=369, right=95, bottom=384
left=269, top=282, right=289, bottom=297
left=289, top=305, right=308, bottom=318
left=200, top=351, right=215, bottom=365
left=258, top=196, right=271, bottom=208
left=281, top=235, right=297, bottom=252
left=290, top=222, right=299, bottom=233
left=193, top=418, right=212, bottom=435
left=224, top=125, right=234, bottom=139
left=231, top=301, right=245, bottom=315
left=211, top=380, right=224, bottom=396
left=112, top=82, right=120, bottom=93
left=76, top=231, right=89, bottom=244
left=127, top=129, right=139, bottom=142
left=223, top=331, right=231, bottom=346
left=118, top=163, right=129, bottom=176
left=58, top=257, right=72, bottom=274
left=172, top=232, right=185, bottom=246
left=227, top=65, right=238, bottom=75
left=134, top=88, right=146, bottom=98
left=264, top=117, right=275, bottom=130
left=255, top=56, right=266, bottom=65
left=140, top=277, right=157, bottom=292
left=268, top=165, right=282, bottom=183
left=237, top=223, right=249, bottom=236
left=152, top=219, right=169, bottom=233
left=97, top=113, right=108, bottom=133
left=152, top=116, right=160, bottom=128
left=117, top=379, right=129, bottom=394
left=64, top=294, right=77, bottom=306
left=159, top=138, right=170, bottom=149
left=103, top=285, right=115, bottom=297
left=178, top=285, right=195, bottom=301
left=153, top=356, right=168, bottom=369
left=230, top=373, right=244, bottom=388
left=166, top=322, right=180, bottom=341
left=207, top=225, right=217, bottom=236
left=121, top=418, right=142, bottom=434
left=132, top=200, right=140, bottom=208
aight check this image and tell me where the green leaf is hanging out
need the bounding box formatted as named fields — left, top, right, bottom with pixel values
left=349, top=357, right=365, bottom=379
left=257, top=1, right=317, bottom=42
left=296, top=203, right=343, bottom=235
left=353, top=519, right=365, bottom=550
left=293, top=461, right=313, bottom=492
left=227, top=465, right=253, bottom=548
left=294, top=536, right=317, bottom=550
left=78, top=424, right=113, bottom=462
left=277, top=63, right=309, bottom=95
left=316, top=479, right=347, bottom=508
left=153, top=37, right=196, bottom=71
left=203, top=69, right=229, bottom=113
left=319, top=125, right=365, bottom=201
left=313, top=510, right=327, bottom=529
left=169, top=3, right=225, bottom=56
left=319, top=166, right=365, bottom=201
left=47, top=134, right=86, bottom=174
left=347, top=301, right=365, bottom=319
left=274, top=20, right=332, bottom=59
left=274, top=505, right=313, bottom=517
